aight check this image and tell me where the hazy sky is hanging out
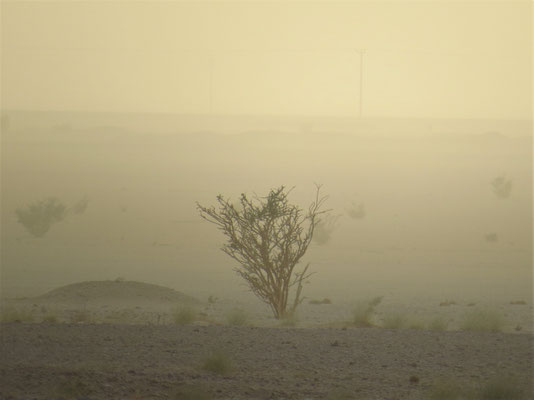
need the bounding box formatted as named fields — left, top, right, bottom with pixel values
left=1, top=1, right=531, bottom=118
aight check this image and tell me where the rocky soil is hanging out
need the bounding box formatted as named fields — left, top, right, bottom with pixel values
left=0, top=322, right=532, bottom=400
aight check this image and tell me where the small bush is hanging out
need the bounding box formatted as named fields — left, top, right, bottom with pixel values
left=1, top=307, right=34, bottom=323
left=279, top=313, right=299, bottom=327
left=174, top=384, right=212, bottom=400
left=352, top=296, right=382, bottom=327
left=460, top=309, right=505, bottom=332
left=201, top=351, right=233, bottom=375
left=429, top=377, right=527, bottom=400
left=382, top=313, right=406, bottom=329
left=429, top=380, right=469, bottom=400
left=42, top=314, right=59, bottom=324
left=173, top=307, right=197, bottom=325
left=69, top=309, right=92, bottom=324
left=428, top=317, right=448, bottom=331
left=207, top=295, right=218, bottom=304
left=407, top=319, right=425, bottom=330
left=479, top=377, right=526, bottom=400
left=509, top=300, right=526, bottom=305
left=326, top=389, right=353, bottom=400
left=54, top=379, right=92, bottom=400
left=309, top=298, right=332, bottom=305
left=225, top=308, right=249, bottom=326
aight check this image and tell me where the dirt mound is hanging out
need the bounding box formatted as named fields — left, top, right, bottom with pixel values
left=35, top=280, right=199, bottom=306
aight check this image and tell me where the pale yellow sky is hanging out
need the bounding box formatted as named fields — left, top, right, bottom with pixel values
left=1, top=1, right=531, bottom=118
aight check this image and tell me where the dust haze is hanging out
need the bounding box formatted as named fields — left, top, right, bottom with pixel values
left=1, top=2, right=532, bottom=399
left=2, top=112, right=531, bottom=304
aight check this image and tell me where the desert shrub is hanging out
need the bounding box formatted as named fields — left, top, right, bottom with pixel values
left=382, top=313, right=407, bottom=329
left=326, top=389, right=354, bottom=400
left=15, top=197, right=68, bottom=237
left=173, top=307, right=197, bottom=325
left=429, top=380, right=469, bottom=400
left=428, top=316, right=448, bottom=331
left=279, top=313, right=299, bottom=327
left=509, top=300, right=527, bottom=305
left=478, top=377, right=526, bottom=400
left=225, top=308, right=249, bottom=326
left=407, top=319, right=425, bottom=330
left=71, top=196, right=89, bottom=215
left=54, top=379, right=92, bottom=400
left=198, top=185, right=328, bottom=319
left=201, top=351, right=233, bottom=375
left=346, top=201, right=366, bottom=220
left=309, top=298, right=332, bottom=305
left=313, top=213, right=340, bottom=245
left=491, top=175, right=512, bottom=199
left=429, top=377, right=527, bottom=400
left=69, top=309, right=92, bottom=324
left=460, top=309, right=505, bottom=332
left=42, top=313, right=59, bottom=324
left=174, top=384, right=212, bottom=400
left=1, top=307, right=34, bottom=323
left=352, top=296, right=382, bottom=327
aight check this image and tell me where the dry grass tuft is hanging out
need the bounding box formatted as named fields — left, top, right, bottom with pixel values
left=460, top=309, right=505, bottom=332
left=201, top=351, right=233, bottom=375
left=352, top=296, right=382, bottom=327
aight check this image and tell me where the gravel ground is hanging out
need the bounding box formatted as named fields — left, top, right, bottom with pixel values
left=0, top=322, right=532, bottom=400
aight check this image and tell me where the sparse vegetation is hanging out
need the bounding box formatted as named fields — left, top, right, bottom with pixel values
left=173, top=307, right=197, bottom=325
left=478, top=376, right=526, bottom=400
left=381, top=313, right=407, bottom=329
left=326, top=389, right=354, bottom=400
left=407, top=319, right=425, bottom=330
left=429, top=376, right=527, bottom=400
left=0, top=307, right=34, bottom=323
left=312, top=213, right=340, bottom=245
left=510, top=300, right=527, bottom=305
left=460, top=309, right=505, bottom=332
left=69, top=309, right=92, bottom=324
left=429, top=380, right=471, bottom=400
left=309, top=298, right=332, bottom=305
left=201, top=351, right=233, bottom=375
left=15, top=197, right=68, bottom=237
left=279, top=313, right=299, bottom=327
left=428, top=316, right=449, bottom=331
left=491, top=175, right=512, bottom=199
left=197, top=185, right=328, bottom=319
left=352, top=296, right=382, bottom=327
left=485, top=233, right=499, bottom=243
left=173, top=384, right=212, bottom=400
left=42, top=313, right=59, bottom=324
left=345, top=201, right=366, bottom=220
left=54, top=378, right=92, bottom=400
left=71, top=195, right=89, bottom=214
left=225, top=308, right=249, bottom=326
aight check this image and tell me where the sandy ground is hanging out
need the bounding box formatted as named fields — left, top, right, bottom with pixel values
left=0, top=323, right=532, bottom=400
left=0, top=281, right=533, bottom=400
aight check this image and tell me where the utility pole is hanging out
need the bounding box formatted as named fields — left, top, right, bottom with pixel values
left=208, top=56, right=214, bottom=114
left=356, top=49, right=365, bottom=118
